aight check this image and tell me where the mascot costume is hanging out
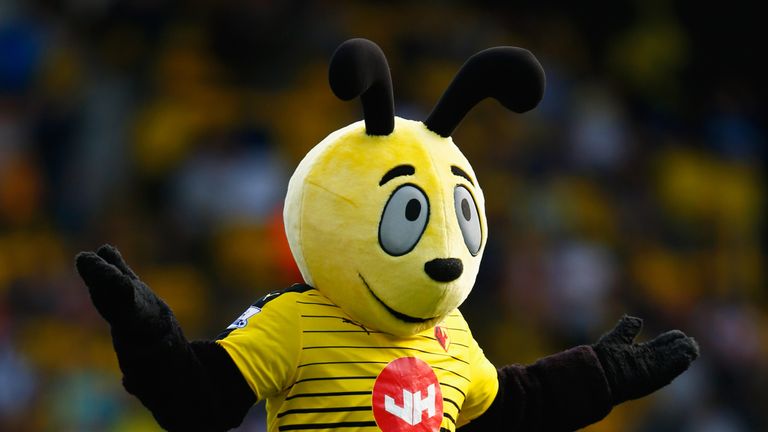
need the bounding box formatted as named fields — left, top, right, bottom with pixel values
left=76, top=39, right=699, bottom=431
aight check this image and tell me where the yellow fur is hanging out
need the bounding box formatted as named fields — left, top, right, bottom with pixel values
left=284, top=117, right=487, bottom=336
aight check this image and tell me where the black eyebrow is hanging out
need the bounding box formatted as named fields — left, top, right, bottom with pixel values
left=451, top=166, right=475, bottom=186
left=379, top=164, right=415, bottom=186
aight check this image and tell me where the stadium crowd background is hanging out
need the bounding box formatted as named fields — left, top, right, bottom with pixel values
left=0, top=1, right=764, bottom=431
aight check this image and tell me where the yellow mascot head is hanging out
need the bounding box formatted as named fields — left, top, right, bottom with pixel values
left=284, top=39, right=544, bottom=336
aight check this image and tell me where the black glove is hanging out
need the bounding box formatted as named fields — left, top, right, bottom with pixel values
left=592, top=315, right=700, bottom=405
left=75, top=244, right=172, bottom=340
left=75, top=245, right=255, bottom=431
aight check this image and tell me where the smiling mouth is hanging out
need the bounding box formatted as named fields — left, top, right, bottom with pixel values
left=357, top=273, right=433, bottom=323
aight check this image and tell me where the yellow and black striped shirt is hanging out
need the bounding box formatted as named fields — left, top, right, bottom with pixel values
left=217, top=286, right=498, bottom=432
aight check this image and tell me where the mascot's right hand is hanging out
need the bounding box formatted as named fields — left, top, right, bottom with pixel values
left=76, top=244, right=171, bottom=339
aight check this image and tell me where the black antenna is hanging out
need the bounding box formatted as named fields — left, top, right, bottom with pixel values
left=424, top=47, right=545, bottom=138
left=329, top=39, right=394, bottom=136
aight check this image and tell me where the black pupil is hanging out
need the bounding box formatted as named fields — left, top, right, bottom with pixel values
left=461, top=198, right=472, bottom=221
left=405, top=199, right=421, bottom=221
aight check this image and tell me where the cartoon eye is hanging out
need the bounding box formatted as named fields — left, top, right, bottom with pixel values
left=379, top=184, right=430, bottom=256
left=454, top=186, right=481, bottom=255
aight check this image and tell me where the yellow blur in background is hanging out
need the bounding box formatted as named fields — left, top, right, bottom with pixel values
left=0, top=1, right=764, bottom=431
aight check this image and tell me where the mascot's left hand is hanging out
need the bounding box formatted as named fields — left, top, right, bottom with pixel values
left=593, top=315, right=700, bottom=405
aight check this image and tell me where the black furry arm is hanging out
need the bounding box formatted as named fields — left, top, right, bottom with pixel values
left=76, top=245, right=255, bottom=431
left=113, top=329, right=255, bottom=431
left=458, top=346, right=612, bottom=432
left=459, top=316, right=699, bottom=431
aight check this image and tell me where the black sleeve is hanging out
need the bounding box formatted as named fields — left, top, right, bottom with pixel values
left=458, top=346, right=613, bottom=432
left=113, top=320, right=255, bottom=432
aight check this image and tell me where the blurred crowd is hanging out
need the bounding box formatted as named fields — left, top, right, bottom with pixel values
left=0, top=1, right=764, bottom=431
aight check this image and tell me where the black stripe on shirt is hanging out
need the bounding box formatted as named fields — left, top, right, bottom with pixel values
left=444, top=397, right=461, bottom=411
left=277, top=406, right=372, bottom=418
left=285, top=391, right=371, bottom=401
left=294, top=376, right=376, bottom=385
left=279, top=421, right=378, bottom=430
left=298, top=361, right=389, bottom=369
left=433, top=366, right=470, bottom=382
left=440, top=382, right=467, bottom=398
left=285, top=375, right=376, bottom=392
left=296, top=301, right=340, bottom=308
left=302, top=345, right=469, bottom=365
left=303, top=330, right=382, bottom=334
left=444, top=411, right=457, bottom=426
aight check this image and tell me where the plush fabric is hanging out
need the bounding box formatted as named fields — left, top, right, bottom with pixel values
left=458, top=346, right=612, bottom=431
left=217, top=287, right=501, bottom=431
left=592, top=315, right=700, bottom=405
left=75, top=38, right=699, bottom=432
left=328, top=38, right=394, bottom=136
left=425, top=46, right=545, bottom=137
left=284, top=117, right=487, bottom=336
left=76, top=246, right=255, bottom=432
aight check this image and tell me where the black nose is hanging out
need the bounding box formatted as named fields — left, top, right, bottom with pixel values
left=424, top=258, right=463, bottom=282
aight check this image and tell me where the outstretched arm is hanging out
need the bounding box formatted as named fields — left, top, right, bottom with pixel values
left=76, top=245, right=255, bottom=431
left=459, top=316, right=699, bottom=431
left=459, top=345, right=612, bottom=431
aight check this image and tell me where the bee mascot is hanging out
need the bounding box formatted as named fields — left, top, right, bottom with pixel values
left=76, top=39, right=699, bottom=431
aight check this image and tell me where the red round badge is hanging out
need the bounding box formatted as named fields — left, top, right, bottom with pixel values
left=372, top=357, right=443, bottom=432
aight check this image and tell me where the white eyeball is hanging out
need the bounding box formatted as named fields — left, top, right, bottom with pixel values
left=454, top=185, right=481, bottom=255
left=379, top=184, right=429, bottom=256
